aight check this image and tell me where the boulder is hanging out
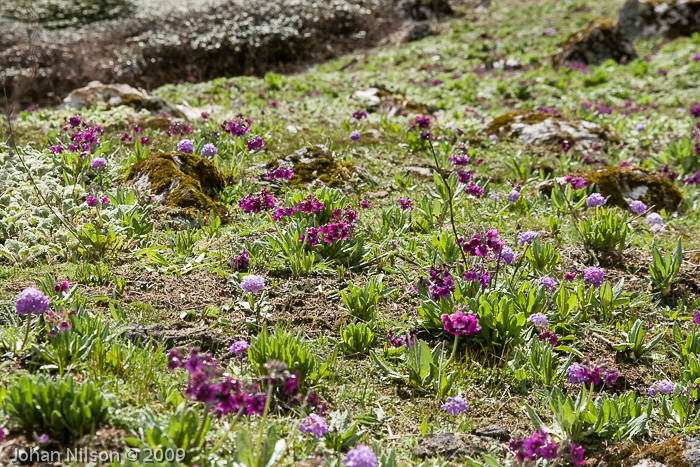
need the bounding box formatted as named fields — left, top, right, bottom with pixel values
left=270, top=145, right=373, bottom=192
left=538, top=166, right=684, bottom=212
left=619, top=0, right=700, bottom=39
left=64, top=81, right=188, bottom=118
left=127, top=151, right=228, bottom=218
left=552, top=19, right=637, bottom=68
left=411, top=433, right=486, bottom=460
left=398, top=0, right=453, bottom=20
left=352, top=87, right=435, bottom=116
left=405, top=23, right=434, bottom=42
left=483, top=110, right=619, bottom=151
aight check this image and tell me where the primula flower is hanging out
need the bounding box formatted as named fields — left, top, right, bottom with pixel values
left=691, top=103, right=700, bottom=119
left=102, top=196, right=109, bottom=206
left=441, top=310, right=481, bottom=336
left=58, top=320, right=71, bottom=331
left=246, top=136, right=265, bottom=151
left=648, top=380, right=674, bottom=396
left=360, top=200, right=369, bottom=209
left=388, top=328, right=417, bottom=349
left=16, top=287, right=50, bottom=315
left=570, top=444, right=585, bottom=466
left=506, top=190, right=520, bottom=203
left=53, top=281, right=70, bottom=292
left=539, top=276, right=558, bottom=291
left=90, top=157, right=106, bottom=169
left=582, top=267, right=605, bottom=288
left=230, top=249, right=250, bottom=271
left=37, top=434, right=49, bottom=444
left=86, top=196, right=98, bottom=207
left=299, top=413, right=328, bottom=438
left=352, top=110, right=368, bottom=120
left=268, top=167, right=294, bottom=180
left=343, top=445, right=377, bottom=467
left=349, top=130, right=361, bottom=141
left=221, top=118, right=251, bottom=136
left=428, top=265, right=455, bottom=300
left=564, top=272, right=576, bottom=282
left=177, top=139, right=194, bottom=154
left=441, top=395, right=468, bottom=415
left=629, top=200, right=647, bottom=214
left=448, top=154, right=470, bottom=166
left=495, top=246, right=515, bottom=265
left=518, top=230, right=539, bottom=246
left=694, top=311, right=700, bottom=325
left=241, top=275, right=265, bottom=294
left=489, top=134, right=497, bottom=141
left=527, top=312, right=549, bottom=329
left=230, top=341, right=250, bottom=355
left=201, top=143, right=217, bottom=158
left=466, top=183, right=484, bottom=197
left=646, top=212, right=663, bottom=225
left=0, top=427, right=4, bottom=442
left=239, top=189, right=275, bottom=213
left=397, top=197, right=413, bottom=210
left=565, top=176, right=586, bottom=190
left=586, top=193, right=606, bottom=207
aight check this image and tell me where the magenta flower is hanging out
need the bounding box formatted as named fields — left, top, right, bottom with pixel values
left=397, top=197, right=413, bottom=210
left=565, top=176, right=586, bottom=190
left=53, top=281, right=70, bottom=292
left=694, top=312, right=700, bottom=325
left=230, top=340, right=250, bottom=355
left=268, top=167, right=294, bottom=180
left=85, top=196, right=98, bottom=207
left=37, top=434, right=49, bottom=444
left=246, top=136, right=265, bottom=151
left=441, top=310, right=481, bottom=336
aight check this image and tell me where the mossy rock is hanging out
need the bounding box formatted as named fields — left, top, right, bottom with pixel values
left=270, top=145, right=369, bottom=192
left=127, top=151, right=228, bottom=220
left=552, top=18, right=637, bottom=68
left=582, top=166, right=683, bottom=212
left=483, top=110, right=619, bottom=151
left=601, top=436, right=697, bottom=466
left=619, top=0, right=700, bottom=39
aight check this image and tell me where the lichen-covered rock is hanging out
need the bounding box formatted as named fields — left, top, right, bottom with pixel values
left=538, top=166, right=683, bottom=212
left=271, top=145, right=371, bottom=192
left=398, top=0, right=453, bottom=20
left=552, top=18, right=637, bottom=68
left=483, top=110, right=619, bottom=151
left=127, top=151, right=228, bottom=219
left=64, top=81, right=188, bottom=118
left=404, top=23, right=434, bottom=42
left=352, top=87, right=435, bottom=116
left=619, top=0, right=700, bottom=39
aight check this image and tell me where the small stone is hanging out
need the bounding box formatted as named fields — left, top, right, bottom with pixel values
left=473, top=425, right=510, bottom=441
left=411, top=433, right=486, bottom=460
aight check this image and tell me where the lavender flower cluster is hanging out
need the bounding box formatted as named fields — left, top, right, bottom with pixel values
left=565, top=360, right=618, bottom=387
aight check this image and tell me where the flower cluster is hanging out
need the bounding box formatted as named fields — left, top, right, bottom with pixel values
left=441, top=395, right=468, bottom=415
left=495, top=246, right=515, bottom=265
left=629, top=200, right=647, bottom=215
left=53, top=117, right=104, bottom=156
left=565, top=176, right=586, bottom=190
left=239, top=189, right=275, bottom=213
left=463, top=266, right=491, bottom=289
left=565, top=360, right=617, bottom=387
left=241, top=275, right=265, bottom=294
left=230, top=340, right=250, bottom=355
left=177, top=139, right=194, bottom=154
left=349, top=130, right=361, bottom=141
left=441, top=310, right=481, bottom=336
left=268, top=167, right=294, bottom=180
left=387, top=328, right=418, bottom=349
left=527, top=312, right=549, bottom=329
left=229, top=249, right=250, bottom=271
left=427, top=264, right=455, bottom=300
left=518, top=230, right=539, bottom=246
left=221, top=117, right=252, bottom=136
left=648, top=379, right=674, bottom=396
left=53, top=281, right=70, bottom=293
left=246, top=136, right=265, bottom=151
left=457, top=229, right=504, bottom=257
left=352, top=110, right=368, bottom=120
left=296, top=195, right=325, bottom=214
left=509, top=429, right=584, bottom=466
left=586, top=193, right=606, bottom=207
left=538, top=276, right=558, bottom=291
left=167, top=348, right=267, bottom=417
left=448, top=153, right=470, bottom=166
left=15, top=287, right=50, bottom=315
left=299, top=413, right=328, bottom=438
left=582, top=267, right=605, bottom=288
left=201, top=143, right=217, bottom=158
left=397, top=197, right=413, bottom=210
left=343, top=445, right=377, bottom=467
left=90, top=157, right=106, bottom=169
left=300, top=206, right=356, bottom=246
left=167, top=122, right=193, bottom=137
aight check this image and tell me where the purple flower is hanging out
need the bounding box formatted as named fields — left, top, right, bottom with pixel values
left=0, top=427, right=4, bottom=442
left=241, top=275, right=265, bottom=294
left=629, top=200, right=647, bottom=214
left=177, top=139, right=194, bottom=154
left=239, top=189, right=275, bottom=213
left=691, top=103, right=700, bottom=119
left=441, top=395, right=468, bottom=415
left=397, top=197, right=413, bottom=210
left=230, top=340, right=250, bottom=355
left=506, top=190, right=520, bottom=203
left=352, top=110, right=368, bottom=120
left=650, top=223, right=666, bottom=233
left=167, top=349, right=183, bottom=371
left=566, top=363, right=587, bottom=384
left=489, top=134, right=497, bottom=141
left=586, top=193, right=607, bottom=207
left=428, top=265, right=455, bottom=300
left=495, top=246, right=515, bottom=265
left=441, top=310, right=481, bottom=336
left=539, top=442, right=558, bottom=460
left=518, top=230, right=539, bottom=246
left=58, top=320, right=71, bottom=331
left=246, top=136, right=265, bottom=151
left=649, top=380, right=674, bottom=396
left=349, top=130, right=361, bottom=141
left=90, top=157, right=106, bottom=169
left=527, top=312, right=549, bottom=329
left=565, top=176, right=586, bottom=190
left=646, top=212, right=663, bottom=225
left=570, top=444, right=585, bottom=466
left=69, top=116, right=81, bottom=127
left=539, top=276, right=558, bottom=291
left=15, top=287, right=50, bottom=315
left=360, top=200, right=369, bottom=209
left=268, top=167, right=294, bottom=180
left=694, top=311, right=700, bottom=325
left=582, top=267, right=605, bottom=288
left=448, top=154, right=470, bottom=166
left=635, top=123, right=645, bottom=132
left=37, top=434, right=49, bottom=444
left=343, top=445, right=377, bottom=467
left=53, top=281, right=70, bottom=292
left=564, top=272, right=576, bottom=282
left=102, top=196, right=109, bottom=206
left=86, top=196, right=98, bottom=207
left=201, top=143, right=217, bottom=158
left=299, top=413, right=328, bottom=438
left=230, top=249, right=250, bottom=271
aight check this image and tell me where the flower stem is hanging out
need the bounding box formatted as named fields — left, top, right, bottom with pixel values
left=442, top=334, right=460, bottom=370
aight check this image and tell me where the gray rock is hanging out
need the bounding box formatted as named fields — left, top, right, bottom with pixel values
left=683, top=437, right=700, bottom=467
left=473, top=425, right=510, bottom=442
left=619, top=0, right=700, bottom=40
left=411, top=433, right=486, bottom=460
left=405, top=23, right=434, bottom=42
left=552, top=19, right=637, bottom=68
left=398, top=0, right=453, bottom=20
left=632, top=460, right=667, bottom=467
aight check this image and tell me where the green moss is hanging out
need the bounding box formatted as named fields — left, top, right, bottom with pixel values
left=119, top=95, right=163, bottom=112
left=484, top=110, right=551, bottom=136
left=127, top=151, right=228, bottom=219
left=582, top=166, right=684, bottom=212
left=281, top=145, right=354, bottom=190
